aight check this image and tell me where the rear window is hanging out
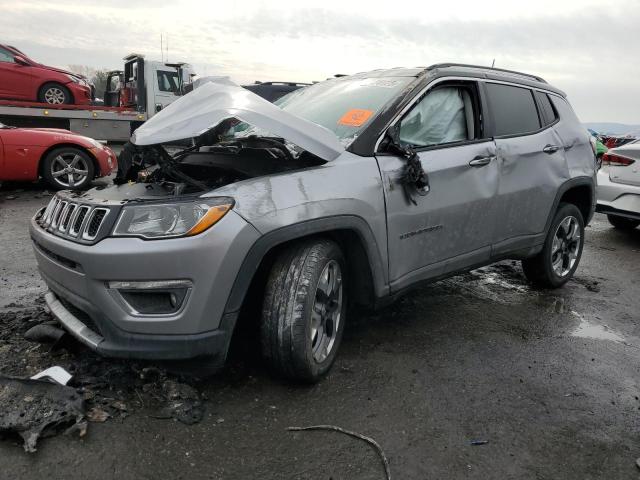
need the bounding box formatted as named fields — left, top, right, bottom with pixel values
left=485, top=83, right=540, bottom=136
left=535, top=91, right=558, bottom=126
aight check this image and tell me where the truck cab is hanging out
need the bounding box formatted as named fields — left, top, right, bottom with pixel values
left=105, top=54, right=195, bottom=115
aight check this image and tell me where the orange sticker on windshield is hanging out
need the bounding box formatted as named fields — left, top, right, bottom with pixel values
left=338, top=109, right=373, bottom=127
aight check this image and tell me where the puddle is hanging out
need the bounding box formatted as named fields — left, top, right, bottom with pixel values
left=570, top=311, right=625, bottom=343
left=440, top=264, right=533, bottom=305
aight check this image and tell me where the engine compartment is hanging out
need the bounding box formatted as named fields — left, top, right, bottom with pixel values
left=119, top=136, right=325, bottom=197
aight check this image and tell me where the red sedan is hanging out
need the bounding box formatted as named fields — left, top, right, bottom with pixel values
left=0, top=44, right=93, bottom=105
left=0, top=122, right=116, bottom=190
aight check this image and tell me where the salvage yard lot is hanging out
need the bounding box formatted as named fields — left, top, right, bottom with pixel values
left=1, top=183, right=639, bottom=479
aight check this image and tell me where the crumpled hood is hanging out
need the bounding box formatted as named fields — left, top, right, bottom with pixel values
left=130, top=81, right=345, bottom=162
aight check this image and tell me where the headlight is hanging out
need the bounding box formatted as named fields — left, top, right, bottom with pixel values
left=65, top=74, right=88, bottom=86
left=112, top=198, right=233, bottom=239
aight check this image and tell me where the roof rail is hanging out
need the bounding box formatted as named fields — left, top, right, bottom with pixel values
left=427, top=63, right=547, bottom=84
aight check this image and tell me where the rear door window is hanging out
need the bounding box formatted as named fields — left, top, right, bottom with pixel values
left=485, top=83, right=541, bottom=136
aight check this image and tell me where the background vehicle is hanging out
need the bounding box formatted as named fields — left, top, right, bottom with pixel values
left=0, top=44, right=92, bottom=105
left=242, top=81, right=310, bottom=102
left=31, top=64, right=595, bottom=382
left=0, top=54, right=195, bottom=142
left=0, top=121, right=115, bottom=189
left=596, top=139, right=640, bottom=229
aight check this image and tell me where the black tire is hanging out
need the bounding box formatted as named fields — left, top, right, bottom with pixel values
left=38, top=82, right=72, bottom=104
left=42, top=147, right=95, bottom=190
left=607, top=214, right=640, bottom=230
left=261, top=239, right=346, bottom=382
left=522, top=203, right=585, bottom=288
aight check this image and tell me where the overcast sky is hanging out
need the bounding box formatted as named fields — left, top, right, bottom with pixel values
left=2, top=0, right=639, bottom=123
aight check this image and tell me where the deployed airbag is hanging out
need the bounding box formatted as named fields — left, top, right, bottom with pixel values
left=399, top=87, right=468, bottom=147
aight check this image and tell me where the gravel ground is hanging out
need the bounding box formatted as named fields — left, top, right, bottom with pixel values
left=0, top=181, right=639, bottom=479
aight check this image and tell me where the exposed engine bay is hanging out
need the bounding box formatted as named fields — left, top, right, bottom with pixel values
left=114, top=134, right=325, bottom=196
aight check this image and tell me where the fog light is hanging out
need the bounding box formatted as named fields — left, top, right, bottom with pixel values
left=108, top=280, right=192, bottom=315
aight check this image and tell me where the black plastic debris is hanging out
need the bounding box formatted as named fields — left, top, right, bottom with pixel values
left=0, top=375, right=86, bottom=452
left=160, top=380, right=204, bottom=425
left=24, top=324, right=65, bottom=345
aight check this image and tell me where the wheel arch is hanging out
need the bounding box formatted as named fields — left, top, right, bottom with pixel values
left=37, top=81, right=75, bottom=104
left=38, top=143, right=99, bottom=178
left=545, top=176, right=595, bottom=232
left=223, top=216, right=389, bottom=318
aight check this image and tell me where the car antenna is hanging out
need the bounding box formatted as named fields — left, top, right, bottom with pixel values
left=491, top=59, right=495, bottom=68
left=160, top=33, right=164, bottom=62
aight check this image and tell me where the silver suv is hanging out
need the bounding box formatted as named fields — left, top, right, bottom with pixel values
left=30, top=64, right=596, bottom=382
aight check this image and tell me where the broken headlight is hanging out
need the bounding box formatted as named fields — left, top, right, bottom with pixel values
left=112, top=197, right=233, bottom=239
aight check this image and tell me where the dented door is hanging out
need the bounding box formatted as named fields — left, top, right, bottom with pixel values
left=377, top=140, right=499, bottom=292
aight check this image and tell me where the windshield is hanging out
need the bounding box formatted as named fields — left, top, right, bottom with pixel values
left=223, top=76, right=413, bottom=146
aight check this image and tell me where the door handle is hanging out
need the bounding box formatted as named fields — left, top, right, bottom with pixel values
left=469, top=155, right=495, bottom=167
left=543, top=144, right=560, bottom=154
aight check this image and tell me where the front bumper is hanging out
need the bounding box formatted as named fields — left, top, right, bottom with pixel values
left=67, top=82, right=92, bottom=105
left=90, top=146, right=116, bottom=177
left=44, top=289, right=235, bottom=360
left=596, top=168, right=640, bottom=220
left=30, top=209, right=261, bottom=360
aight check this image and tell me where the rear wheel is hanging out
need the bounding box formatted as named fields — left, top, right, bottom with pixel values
left=522, top=203, right=585, bottom=288
left=42, top=147, right=95, bottom=190
left=261, top=239, right=346, bottom=382
left=607, top=214, right=640, bottom=230
left=38, top=82, right=72, bottom=104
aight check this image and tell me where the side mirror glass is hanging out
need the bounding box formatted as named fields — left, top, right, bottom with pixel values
left=13, top=55, right=29, bottom=66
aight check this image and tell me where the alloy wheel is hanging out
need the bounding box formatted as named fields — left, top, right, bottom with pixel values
left=551, top=216, right=581, bottom=277
left=44, top=87, right=66, bottom=104
left=310, top=260, right=343, bottom=363
left=50, top=152, right=90, bottom=188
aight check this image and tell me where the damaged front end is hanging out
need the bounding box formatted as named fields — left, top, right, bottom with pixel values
left=114, top=81, right=345, bottom=199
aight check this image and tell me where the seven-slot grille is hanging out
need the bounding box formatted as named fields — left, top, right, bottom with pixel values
left=39, top=196, right=110, bottom=242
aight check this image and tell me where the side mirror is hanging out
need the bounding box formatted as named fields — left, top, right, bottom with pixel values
left=13, top=55, right=29, bottom=66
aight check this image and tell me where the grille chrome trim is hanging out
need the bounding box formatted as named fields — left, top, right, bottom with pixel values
left=59, top=203, right=77, bottom=232
left=69, top=206, right=90, bottom=236
left=82, top=208, right=109, bottom=241
left=51, top=201, right=67, bottom=229
left=42, top=198, right=58, bottom=225
left=37, top=195, right=113, bottom=243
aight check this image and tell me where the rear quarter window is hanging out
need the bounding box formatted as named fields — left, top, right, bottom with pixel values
left=485, top=83, right=541, bottom=136
left=534, top=91, right=558, bottom=126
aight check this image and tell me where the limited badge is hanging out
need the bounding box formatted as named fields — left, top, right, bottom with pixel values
left=338, top=109, right=374, bottom=127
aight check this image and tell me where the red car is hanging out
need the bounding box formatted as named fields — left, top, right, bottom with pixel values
left=0, top=44, right=93, bottom=105
left=0, top=122, right=116, bottom=190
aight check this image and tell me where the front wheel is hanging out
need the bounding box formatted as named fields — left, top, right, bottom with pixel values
left=38, top=82, right=72, bottom=104
left=42, top=147, right=95, bottom=190
left=261, top=239, right=346, bottom=382
left=607, top=214, right=640, bottom=230
left=522, top=203, right=585, bottom=288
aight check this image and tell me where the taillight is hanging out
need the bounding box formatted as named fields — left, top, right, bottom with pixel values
left=601, top=152, right=635, bottom=167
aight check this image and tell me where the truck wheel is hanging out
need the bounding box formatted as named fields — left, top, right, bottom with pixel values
left=42, top=147, right=95, bottom=190
left=38, top=83, right=72, bottom=104
left=261, top=239, right=346, bottom=382
left=522, top=203, right=585, bottom=288
left=607, top=215, right=640, bottom=230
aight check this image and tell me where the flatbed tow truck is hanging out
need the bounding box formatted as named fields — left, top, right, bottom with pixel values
left=0, top=54, right=195, bottom=143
